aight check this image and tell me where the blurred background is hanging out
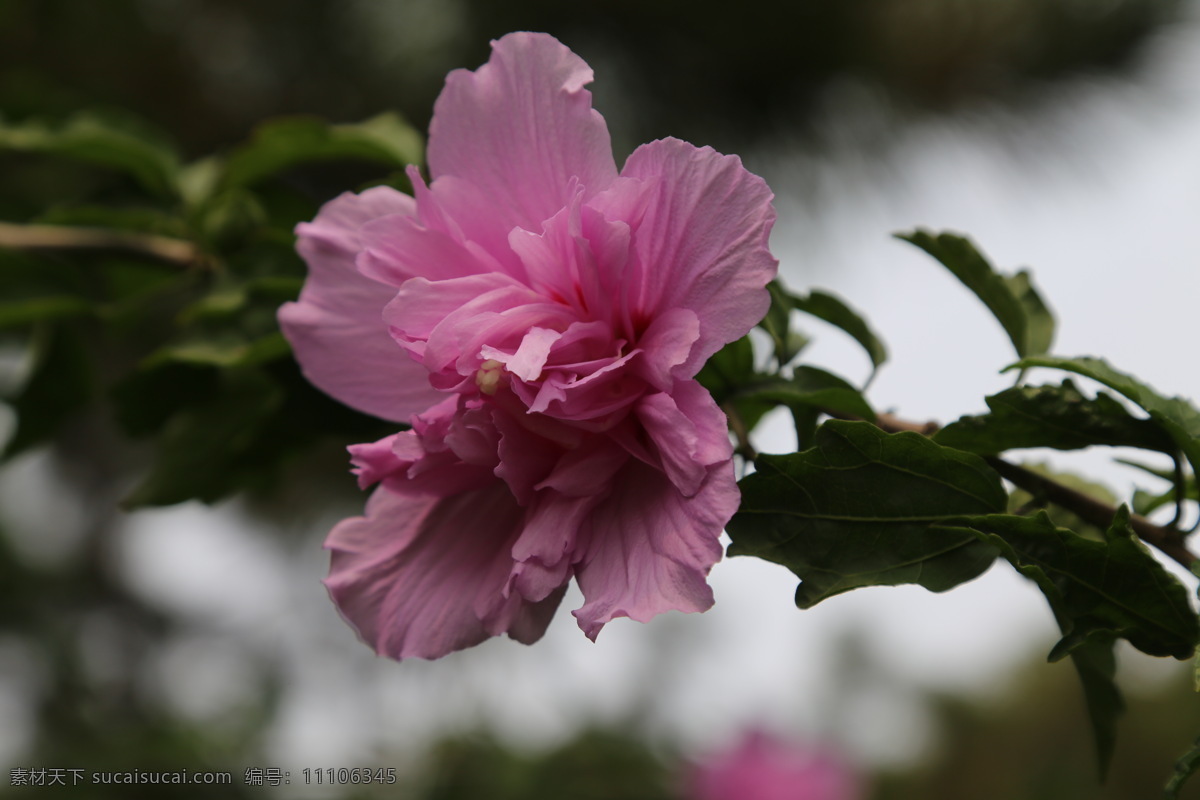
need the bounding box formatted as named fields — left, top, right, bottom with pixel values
left=2, top=0, right=1200, bottom=796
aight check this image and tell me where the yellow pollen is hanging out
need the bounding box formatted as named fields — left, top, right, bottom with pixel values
left=475, top=359, right=505, bottom=395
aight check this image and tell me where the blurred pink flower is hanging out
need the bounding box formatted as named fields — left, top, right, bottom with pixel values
left=279, top=32, right=777, bottom=659
left=686, top=731, right=861, bottom=800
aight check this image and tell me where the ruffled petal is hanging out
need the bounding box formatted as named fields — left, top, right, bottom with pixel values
left=294, top=185, right=416, bottom=268
left=619, top=138, right=777, bottom=377
left=571, top=459, right=737, bottom=640
left=357, top=210, right=493, bottom=285
left=632, top=307, right=701, bottom=392
left=508, top=494, right=594, bottom=601
left=636, top=380, right=733, bottom=497
left=385, top=273, right=575, bottom=388
left=348, top=433, right=406, bottom=489
left=325, top=483, right=565, bottom=660
left=427, top=32, right=619, bottom=232
left=279, top=188, right=442, bottom=422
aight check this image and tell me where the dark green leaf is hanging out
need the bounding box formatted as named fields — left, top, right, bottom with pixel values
left=192, top=188, right=267, bottom=247
left=220, top=113, right=424, bottom=190
left=123, top=370, right=284, bottom=507
left=1008, top=356, right=1200, bottom=480
left=697, top=334, right=756, bottom=401
left=738, top=365, right=876, bottom=424
left=0, top=296, right=93, bottom=328
left=940, top=508, right=1199, bottom=660
left=2, top=324, right=92, bottom=459
left=0, top=112, right=180, bottom=196
left=935, top=379, right=1176, bottom=455
left=1004, top=461, right=1118, bottom=542
left=697, top=335, right=773, bottom=435
left=944, top=507, right=1200, bottom=777
left=791, top=289, right=887, bottom=377
left=111, top=362, right=220, bottom=438
left=1068, top=635, right=1124, bottom=780
left=35, top=204, right=187, bottom=237
left=898, top=229, right=1055, bottom=359
left=728, top=420, right=1004, bottom=607
left=245, top=275, right=304, bottom=302
left=759, top=281, right=808, bottom=367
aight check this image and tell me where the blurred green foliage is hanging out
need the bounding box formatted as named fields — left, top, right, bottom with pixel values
left=0, top=0, right=1183, bottom=158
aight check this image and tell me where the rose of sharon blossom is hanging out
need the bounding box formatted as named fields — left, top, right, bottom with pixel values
left=685, top=731, right=861, bottom=800
left=278, top=32, right=777, bottom=659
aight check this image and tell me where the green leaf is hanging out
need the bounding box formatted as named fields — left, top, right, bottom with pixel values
left=696, top=335, right=773, bottom=435
left=1166, top=735, right=1200, bottom=799
left=1004, top=461, right=1119, bottom=542
left=898, top=229, right=1055, bottom=359
left=111, top=362, right=220, bottom=438
left=1008, top=355, right=1200, bottom=480
left=1067, top=635, right=1125, bottom=780
left=738, top=365, right=876, bottom=424
left=0, top=296, right=93, bottom=328
left=220, top=113, right=424, bottom=190
left=1123, top=458, right=1197, bottom=517
left=1192, top=561, right=1200, bottom=695
left=697, top=333, right=756, bottom=401
left=934, top=379, right=1176, bottom=455
left=791, top=289, right=887, bottom=377
left=123, top=370, right=284, bottom=507
left=945, top=507, right=1199, bottom=779
left=727, top=420, right=1004, bottom=607
left=941, top=508, right=1199, bottom=660
left=178, top=156, right=223, bottom=210
left=176, top=285, right=249, bottom=323
left=1002, top=269, right=1055, bottom=357
left=2, top=324, right=92, bottom=459
left=192, top=187, right=267, bottom=247
left=142, top=333, right=290, bottom=370
left=759, top=281, right=808, bottom=367
left=0, top=111, right=180, bottom=196
left=35, top=204, right=187, bottom=237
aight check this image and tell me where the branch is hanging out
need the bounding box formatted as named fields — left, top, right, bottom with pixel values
left=834, top=408, right=1198, bottom=569
left=984, top=456, right=1196, bottom=569
left=0, top=221, right=199, bottom=266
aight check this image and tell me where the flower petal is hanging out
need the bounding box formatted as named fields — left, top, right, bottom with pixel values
left=427, top=32, right=618, bottom=232
left=357, top=211, right=494, bottom=286
left=571, top=459, right=737, bottom=640
left=279, top=188, right=442, bottom=422
left=508, top=493, right=594, bottom=601
left=619, top=138, right=777, bottom=377
left=632, top=307, right=700, bottom=392
left=325, top=483, right=565, bottom=660
left=637, top=380, right=733, bottom=497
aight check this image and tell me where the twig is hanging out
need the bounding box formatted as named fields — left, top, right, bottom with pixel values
left=984, top=456, right=1196, bottom=569
left=0, top=221, right=199, bottom=266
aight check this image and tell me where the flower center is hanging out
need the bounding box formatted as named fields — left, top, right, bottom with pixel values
left=474, top=359, right=506, bottom=395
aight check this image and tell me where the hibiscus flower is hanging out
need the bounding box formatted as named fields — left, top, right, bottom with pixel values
left=279, top=31, right=777, bottom=659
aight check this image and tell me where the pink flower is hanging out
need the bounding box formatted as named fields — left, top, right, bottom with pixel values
left=685, top=731, right=861, bottom=800
left=278, top=32, right=777, bottom=659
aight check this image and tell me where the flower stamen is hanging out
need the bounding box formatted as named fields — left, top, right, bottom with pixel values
left=475, top=359, right=506, bottom=395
